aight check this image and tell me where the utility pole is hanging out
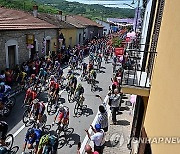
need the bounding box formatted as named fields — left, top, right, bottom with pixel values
left=135, top=0, right=141, bottom=33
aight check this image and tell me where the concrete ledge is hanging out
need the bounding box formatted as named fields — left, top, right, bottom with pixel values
left=121, top=85, right=150, bottom=97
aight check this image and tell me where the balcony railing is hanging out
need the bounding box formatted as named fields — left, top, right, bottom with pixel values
left=121, top=48, right=157, bottom=89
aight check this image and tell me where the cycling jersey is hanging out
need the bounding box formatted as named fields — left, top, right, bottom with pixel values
left=25, top=89, right=37, bottom=100
left=39, top=70, right=47, bottom=77
left=56, top=107, right=69, bottom=120
left=25, top=129, right=41, bottom=145
left=38, top=134, right=58, bottom=153
left=31, top=102, right=45, bottom=115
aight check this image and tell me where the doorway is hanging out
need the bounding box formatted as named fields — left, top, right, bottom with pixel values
left=46, top=40, right=50, bottom=56
left=30, top=41, right=36, bottom=60
left=8, top=45, right=16, bottom=69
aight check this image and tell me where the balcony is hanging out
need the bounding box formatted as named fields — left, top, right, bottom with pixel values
left=121, top=48, right=156, bottom=97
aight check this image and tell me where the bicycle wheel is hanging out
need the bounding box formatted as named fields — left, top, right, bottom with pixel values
left=5, top=134, right=14, bottom=150
left=3, top=106, right=11, bottom=117
left=8, top=145, right=19, bottom=154
left=56, top=125, right=62, bottom=137
left=47, top=102, right=52, bottom=114
left=8, top=96, right=16, bottom=107
left=74, top=102, right=79, bottom=115
left=42, top=114, right=47, bottom=126
left=23, top=109, right=30, bottom=124
left=68, top=92, right=73, bottom=103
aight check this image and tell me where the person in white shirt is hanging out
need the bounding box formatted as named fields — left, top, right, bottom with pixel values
left=85, top=124, right=105, bottom=154
left=109, top=88, right=121, bottom=124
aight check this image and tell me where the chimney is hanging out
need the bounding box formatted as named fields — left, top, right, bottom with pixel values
left=33, top=5, right=38, bottom=18
left=58, top=10, right=62, bottom=21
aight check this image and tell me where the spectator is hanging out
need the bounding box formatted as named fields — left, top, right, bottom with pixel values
left=96, top=105, right=108, bottom=133
left=109, top=89, right=121, bottom=125
left=5, top=68, right=12, bottom=86
left=85, top=124, right=105, bottom=154
left=85, top=144, right=99, bottom=154
left=0, top=70, right=5, bottom=83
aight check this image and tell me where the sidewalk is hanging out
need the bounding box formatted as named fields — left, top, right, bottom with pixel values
left=103, top=94, right=134, bottom=154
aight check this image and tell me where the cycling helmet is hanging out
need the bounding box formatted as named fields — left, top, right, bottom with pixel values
left=78, top=83, right=82, bottom=88
left=70, top=74, right=74, bottom=79
left=41, top=134, right=49, bottom=145
left=27, top=128, right=35, bottom=135
left=40, top=68, right=43, bottom=71
left=0, top=82, right=5, bottom=86
left=50, top=75, right=55, bottom=79
left=32, top=99, right=39, bottom=105
left=59, top=104, right=64, bottom=110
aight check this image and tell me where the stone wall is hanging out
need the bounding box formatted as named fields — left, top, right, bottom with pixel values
left=0, top=28, right=57, bottom=70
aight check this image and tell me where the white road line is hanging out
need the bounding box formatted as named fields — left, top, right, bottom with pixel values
left=80, top=95, right=110, bottom=154
left=11, top=68, right=82, bottom=140
left=13, top=124, right=25, bottom=138
left=11, top=89, right=66, bottom=138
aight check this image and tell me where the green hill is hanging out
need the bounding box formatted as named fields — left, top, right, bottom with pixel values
left=0, top=0, right=135, bottom=20
left=36, top=0, right=135, bottom=20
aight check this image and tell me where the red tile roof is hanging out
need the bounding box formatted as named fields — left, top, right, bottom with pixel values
left=37, top=13, right=76, bottom=29
left=65, top=15, right=85, bottom=29
left=72, top=15, right=104, bottom=28
left=0, top=7, right=57, bottom=30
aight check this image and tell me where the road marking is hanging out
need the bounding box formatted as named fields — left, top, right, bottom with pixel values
left=13, top=124, right=25, bottom=138
left=11, top=88, right=66, bottom=139
left=11, top=71, right=81, bottom=139
left=80, top=94, right=110, bottom=154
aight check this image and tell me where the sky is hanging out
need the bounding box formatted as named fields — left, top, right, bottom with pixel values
left=66, top=0, right=139, bottom=8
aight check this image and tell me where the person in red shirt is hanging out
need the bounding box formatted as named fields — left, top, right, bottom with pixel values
left=24, top=87, right=37, bottom=105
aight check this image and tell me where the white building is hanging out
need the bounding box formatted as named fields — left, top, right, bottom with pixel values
left=96, top=19, right=112, bottom=35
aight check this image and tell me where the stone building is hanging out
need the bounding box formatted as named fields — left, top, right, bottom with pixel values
left=0, top=7, right=58, bottom=69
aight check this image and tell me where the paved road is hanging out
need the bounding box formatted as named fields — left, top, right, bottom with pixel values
left=1, top=57, right=114, bottom=153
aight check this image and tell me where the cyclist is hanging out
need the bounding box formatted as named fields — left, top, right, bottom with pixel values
left=112, top=56, right=117, bottom=73
left=38, top=68, right=47, bottom=82
left=29, top=99, right=45, bottom=124
left=88, top=62, right=93, bottom=73
left=82, top=62, right=88, bottom=75
left=17, top=71, right=27, bottom=86
left=89, top=69, right=96, bottom=83
left=48, top=81, right=59, bottom=107
left=68, top=74, right=77, bottom=91
left=49, top=75, right=57, bottom=83
left=22, top=128, right=41, bottom=154
left=29, top=74, right=37, bottom=85
left=53, top=105, right=69, bottom=127
left=24, top=87, right=37, bottom=105
left=96, top=54, right=102, bottom=70
left=74, top=83, right=85, bottom=107
left=89, top=52, right=94, bottom=64
left=0, top=85, right=11, bottom=110
left=67, top=68, right=73, bottom=79
left=54, top=60, right=60, bottom=71
left=37, top=134, right=58, bottom=154
left=0, top=121, right=8, bottom=146
left=57, top=67, right=63, bottom=79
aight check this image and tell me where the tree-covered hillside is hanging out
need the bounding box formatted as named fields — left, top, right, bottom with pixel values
left=0, top=0, right=135, bottom=20
left=36, top=0, right=135, bottom=20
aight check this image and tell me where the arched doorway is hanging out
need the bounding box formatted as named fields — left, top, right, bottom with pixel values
left=5, top=39, right=19, bottom=69
left=45, top=36, right=51, bottom=56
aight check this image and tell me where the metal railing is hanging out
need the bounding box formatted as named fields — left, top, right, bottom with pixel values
left=121, top=47, right=157, bottom=88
